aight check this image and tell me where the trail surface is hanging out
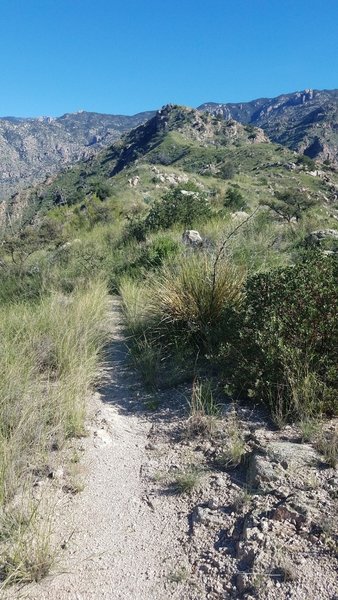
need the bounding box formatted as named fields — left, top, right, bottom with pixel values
left=20, top=298, right=187, bottom=600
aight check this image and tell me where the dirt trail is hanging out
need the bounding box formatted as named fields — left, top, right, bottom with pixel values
left=17, top=298, right=187, bottom=600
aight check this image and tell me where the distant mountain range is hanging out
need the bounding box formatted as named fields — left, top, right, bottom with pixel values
left=0, top=110, right=154, bottom=199
left=0, top=88, right=337, bottom=201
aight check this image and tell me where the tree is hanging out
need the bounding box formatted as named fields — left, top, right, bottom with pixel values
left=218, top=161, right=236, bottom=180
left=265, top=189, right=316, bottom=222
left=89, top=180, right=112, bottom=200
left=1, top=218, right=65, bottom=268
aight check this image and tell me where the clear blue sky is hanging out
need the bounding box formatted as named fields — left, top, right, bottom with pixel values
left=1, top=0, right=337, bottom=117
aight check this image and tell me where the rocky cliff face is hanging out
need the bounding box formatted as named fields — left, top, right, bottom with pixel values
left=199, top=89, right=338, bottom=166
left=0, top=110, right=154, bottom=199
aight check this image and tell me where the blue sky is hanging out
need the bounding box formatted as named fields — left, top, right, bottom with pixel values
left=0, top=0, right=337, bottom=117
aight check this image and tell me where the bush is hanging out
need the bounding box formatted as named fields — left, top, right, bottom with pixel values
left=123, top=217, right=148, bottom=242
left=89, top=180, right=112, bottom=200
left=144, top=236, right=179, bottom=268
left=218, top=161, right=236, bottom=180
left=226, top=253, right=338, bottom=420
left=264, top=189, right=316, bottom=222
left=1, top=219, right=65, bottom=269
left=145, top=183, right=211, bottom=231
left=224, top=187, right=247, bottom=211
left=297, top=155, right=316, bottom=170
left=73, top=196, right=113, bottom=229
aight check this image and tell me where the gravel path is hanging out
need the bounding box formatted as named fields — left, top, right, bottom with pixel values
left=14, top=298, right=187, bottom=600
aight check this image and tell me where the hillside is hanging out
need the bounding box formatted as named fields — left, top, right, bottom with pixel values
left=0, top=109, right=154, bottom=199
left=199, top=89, right=338, bottom=166
left=19, top=103, right=338, bottom=228
left=2, top=88, right=338, bottom=209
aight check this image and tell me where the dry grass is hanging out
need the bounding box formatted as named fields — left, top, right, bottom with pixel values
left=148, top=253, right=245, bottom=340
left=187, top=379, right=219, bottom=437
left=0, top=280, right=109, bottom=584
left=172, top=469, right=201, bottom=495
left=217, top=411, right=246, bottom=469
left=0, top=498, right=60, bottom=588
left=316, top=427, right=338, bottom=468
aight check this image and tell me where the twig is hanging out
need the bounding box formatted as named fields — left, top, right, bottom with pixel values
left=209, top=206, right=260, bottom=315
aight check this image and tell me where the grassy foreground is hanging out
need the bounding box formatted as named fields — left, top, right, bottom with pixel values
left=0, top=280, right=109, bottom=585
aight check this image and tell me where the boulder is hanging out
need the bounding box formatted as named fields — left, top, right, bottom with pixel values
left=247, top=441, right=320, bottom=490
left=247, top=454, right=279, bottom=489
left=305, top=229, right=338, bottom=245
left=267, top=441, right=320, bottom=469
left=182, top=230, right=203, bottom=247
left=128, top=175, right=140, bottom=187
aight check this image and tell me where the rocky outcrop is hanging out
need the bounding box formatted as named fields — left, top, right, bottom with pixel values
left=305, top=229, right=338, bottom=244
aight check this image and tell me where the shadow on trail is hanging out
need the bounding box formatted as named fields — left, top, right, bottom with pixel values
left=96, top=300, right=187, bottom=427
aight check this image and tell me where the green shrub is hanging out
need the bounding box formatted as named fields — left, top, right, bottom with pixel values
left=89, top=180, right=112, bottom=200
left=224, top=187, right=247, bottom=211
left=73, top=196, right=113, bottom=230
left=296, top=155, right=316, bottom=170
left=145, top=183, right=211, bottom=231
left=218, top=161, right=236, bottom=180
left=264, top=189, right=316, bottom=222
left=0, top=268, right=44, bottom=304
left=123, top=216, right=148, bottom=242
left=144, top=236, right=179, bottom=267
left=107, top=235, right=179, bottom=292
left=0, top=219, right=65, bottom=269
left=226, top=253, right=338, bottom=420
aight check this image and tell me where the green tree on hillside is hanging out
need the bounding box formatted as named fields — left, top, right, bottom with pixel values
left=264, top=189, right=316, bottom=222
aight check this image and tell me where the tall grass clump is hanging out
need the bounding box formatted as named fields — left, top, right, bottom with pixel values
left=148, top=252, right=245, bottom=353
left=119, top=277, right=151, bottom=337
left=0, top=500, right=58, bottom=587
left=0, top=280, right=109, bottom=506
left=120, top=251, right=245, bottom=386
left=187, top=378, right=220, bottom=437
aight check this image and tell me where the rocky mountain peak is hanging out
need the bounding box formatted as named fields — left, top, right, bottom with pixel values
left=199, top=89, right=338, bottom=165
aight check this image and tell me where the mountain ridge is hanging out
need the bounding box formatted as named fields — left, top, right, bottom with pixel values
left=199, top=88, right=338, bottom=165
left=9, top=102, right=335, bottom=231
left=0, top=109, right=155, bottom=199
left=1, top=88, right=338, bottom=206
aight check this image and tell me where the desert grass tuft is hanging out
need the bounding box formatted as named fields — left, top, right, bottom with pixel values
left=217, top=411, right=246, bottom=469
left=0, top=499, right=59, bottom=587
left=172, top=469, right=201, bottom=494
left=187, top=379, right=219, bottom=437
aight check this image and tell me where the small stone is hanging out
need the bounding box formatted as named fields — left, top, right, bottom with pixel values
left=145, top=443, right=155, bottom=450
left=48, top=467, right=64, bottom=480
left=207, top=498, right=218, bottom=510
